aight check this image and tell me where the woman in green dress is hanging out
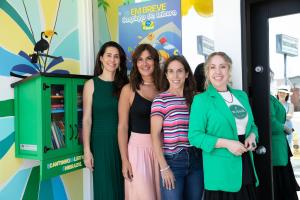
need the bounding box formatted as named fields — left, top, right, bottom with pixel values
left=270, top=94, right=299, bottom=200
left=83, top=41, right=129, bottom=200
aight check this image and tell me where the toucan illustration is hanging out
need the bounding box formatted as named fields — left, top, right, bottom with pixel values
left=31, top=31, right=57, bottom=63
left=34, top=31, right=57, bottom=52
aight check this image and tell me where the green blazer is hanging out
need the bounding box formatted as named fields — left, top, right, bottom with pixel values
left=188, top=84, right=259, bottom=192
left=270, top=95, right=288, bottom=166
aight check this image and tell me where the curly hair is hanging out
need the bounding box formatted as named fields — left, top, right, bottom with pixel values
left=94, top=41, right=129, bottom=98
left=129, top=44, right=161, bottom=91
left=161, top=55, right=196, bottom=108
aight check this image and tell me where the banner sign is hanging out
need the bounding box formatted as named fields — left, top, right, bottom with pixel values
left=119, top=0, right=182, bottom=68
left=40, top=151, right=84, bottom=180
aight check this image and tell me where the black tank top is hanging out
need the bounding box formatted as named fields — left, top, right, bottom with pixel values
left=129, top=92, right=152, bottom=134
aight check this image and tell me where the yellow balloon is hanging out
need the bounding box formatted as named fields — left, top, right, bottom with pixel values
left=181, top=0, right=194, bottom=16
left=193, top=0, right=213, bottom=17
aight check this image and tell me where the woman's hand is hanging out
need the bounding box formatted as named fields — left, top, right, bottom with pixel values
left=284, top=125, right=293, bottom=135
left=161, top=167, right=176, bottom=190
left=226, top=140, right=247, bottom=156
left=122, top=160, right=133, bottom=182
left=84, top=151, right=94, bottom=171
left=245, top=133, right=257, bottom=151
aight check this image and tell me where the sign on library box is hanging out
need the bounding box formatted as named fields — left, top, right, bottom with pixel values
left=41, top=152, right=84, bottom=180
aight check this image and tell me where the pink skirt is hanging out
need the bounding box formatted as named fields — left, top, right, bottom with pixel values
left=125, top=132, right=161, bottom=200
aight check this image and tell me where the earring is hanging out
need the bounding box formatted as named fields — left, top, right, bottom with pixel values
left=101, top=64, right=104, bottom=69
left=118, top=66, right=121, bottom=71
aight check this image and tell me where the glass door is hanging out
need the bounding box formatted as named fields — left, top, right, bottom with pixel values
left=50, top=84, right=66, bottom=150
left=43, top=78, right=72, bottom=158
left=71, top=78, right=86, bottom=149
left=269, top=13, right=300, bottom=197
left=243, top=0, right=300, bottom=198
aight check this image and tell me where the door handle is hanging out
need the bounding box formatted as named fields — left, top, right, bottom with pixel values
left=44, top=146, right=52, bottom=153
left=254, top=65, right=264, bottom=73
left=69, top=124, right=74, bottom=140
left=43, top=83, right=50, bottom=90
left=255, top=145, right=267, bottom=155
left=74, top=124, right=79, bottom=139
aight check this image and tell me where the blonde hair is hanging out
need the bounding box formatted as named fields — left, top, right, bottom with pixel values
left=204, top=52, right=233, bottom=89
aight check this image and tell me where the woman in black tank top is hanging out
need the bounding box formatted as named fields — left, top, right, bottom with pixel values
left=118, top=44, right=161, bottom=200
left=129, top=92, right=152, bottom=133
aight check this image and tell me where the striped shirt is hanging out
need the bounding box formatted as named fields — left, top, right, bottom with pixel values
left=151, top=92, right=191, bottom=155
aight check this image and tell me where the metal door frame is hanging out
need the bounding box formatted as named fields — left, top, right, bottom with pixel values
left=241, top=0, right=300, bottom=199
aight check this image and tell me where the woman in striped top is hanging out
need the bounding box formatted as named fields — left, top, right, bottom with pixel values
left=151, top=55, right=204, bottom=200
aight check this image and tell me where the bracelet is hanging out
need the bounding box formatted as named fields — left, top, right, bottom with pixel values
left=160, top=165, right=170, bottom=172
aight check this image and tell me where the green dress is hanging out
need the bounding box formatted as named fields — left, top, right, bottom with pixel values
left=91, top=77, right=124, bottom=200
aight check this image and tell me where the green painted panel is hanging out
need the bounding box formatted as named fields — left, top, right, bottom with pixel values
left=15, top=77, right=42, bottom=159
left=0, top=99, right=14, bottom=117
left=22, top=166, right=40, bottom=200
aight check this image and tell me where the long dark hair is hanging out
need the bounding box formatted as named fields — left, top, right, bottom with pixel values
left=130, top=44, right=160, bottom=91
left=94, top=41, right=129, bottom=97
left=194, top=63, right=205, bottom=93
left=161, top=55, right=196, bottom=108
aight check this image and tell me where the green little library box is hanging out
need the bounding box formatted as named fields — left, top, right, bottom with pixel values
left=12, top=73, right=91, bottom=180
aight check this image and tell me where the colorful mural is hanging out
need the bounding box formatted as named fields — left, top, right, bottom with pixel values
left=0, top=0, right=82, bottom=199
left=96, top=0, right=138, bottom=46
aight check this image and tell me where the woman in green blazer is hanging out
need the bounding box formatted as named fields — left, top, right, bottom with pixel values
left=270, top=94, right=299, bottom=200
left=189, top=52, right=259, bottom=200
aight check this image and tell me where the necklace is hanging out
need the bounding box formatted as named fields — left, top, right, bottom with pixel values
left=220, top=92, right=233, bottom=103
left=143, top=81, right=154, bottom=85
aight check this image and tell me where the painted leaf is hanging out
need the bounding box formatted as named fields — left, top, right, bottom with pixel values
left=11, top=64, right=39, bottom=74
left=45, top=56, right=64, bottom=71
left=51, top=69, right=69, bottom=74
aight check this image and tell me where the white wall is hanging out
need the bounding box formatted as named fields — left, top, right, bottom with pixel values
left=78, top=0, right=95, bottom=75
left=182, top=0, right=243, bottom=89
left=214, top=0, right=242, bottom=89
left=182, top=8, right=214, bottom=72
left=78, top=2, right=94, bottom=199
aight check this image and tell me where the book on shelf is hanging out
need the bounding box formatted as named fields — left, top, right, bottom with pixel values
left=51, top=109, right=65, bottom=113
left=51, top=122, right=60, bottom=149
left=56, top=120, right=65, bottom=132
left=55, top=124, right=65, bottom=147
left=51, top=121, right=66, bottom=149
left=50, top=132, right=57, bottom=149
left=51, top=104, right=64, bottom=109
left=51, top=95, right=64, bottom=99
